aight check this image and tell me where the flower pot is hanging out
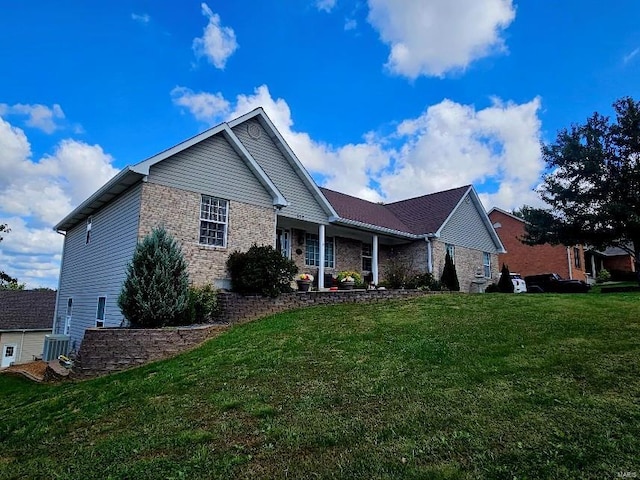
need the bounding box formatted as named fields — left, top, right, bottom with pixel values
left=297, top=280, right=311, bottom=292
left=338, top=281, right=355, bottom=290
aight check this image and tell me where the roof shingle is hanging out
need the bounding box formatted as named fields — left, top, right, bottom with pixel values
left=0, top=290, right=56, bottom=330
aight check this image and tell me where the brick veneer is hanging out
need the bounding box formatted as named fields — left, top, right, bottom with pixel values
left=431, top=240, right=499, bottom=292
left=139, top=182, right=275, bottom=286
left=489, top=210, right=587, bottom=280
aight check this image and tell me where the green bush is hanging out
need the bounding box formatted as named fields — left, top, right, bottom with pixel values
left=227, top=244, right=298, bottom=297
left=498, top=263, right=515, bottom=293
left=485, top=283, right=499, bottom=293
left=118, top=226, right=190, bottom=328
left=596, top=269, right=611, bottom=283
left=337, top=270, right=363, bottom=287
left=405, top=272, right=442, bottom=291
left=188, top=284, right=218, bottom=324
left=382, top=254, right=417, bottom=289
left=440, top=251, right=460, bottom=291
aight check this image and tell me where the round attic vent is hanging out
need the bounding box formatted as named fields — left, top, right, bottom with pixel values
left=247, top=123, right=262, bottom=139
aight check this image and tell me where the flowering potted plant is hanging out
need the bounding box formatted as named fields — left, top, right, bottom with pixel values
left=337, top=271, right=362, bottom=290
left=296, top=273, right=314, bottom=292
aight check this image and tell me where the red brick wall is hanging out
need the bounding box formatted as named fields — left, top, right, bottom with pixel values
left=604, top=255, right=635, bottom=273
left=489, top=210, right=587, bottom=280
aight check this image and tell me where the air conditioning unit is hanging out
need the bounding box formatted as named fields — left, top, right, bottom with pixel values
left=43, top=334, right=70, bottom=362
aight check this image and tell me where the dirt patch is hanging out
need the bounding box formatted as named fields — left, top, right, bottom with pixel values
left=1, top=361, right=48, bottom=382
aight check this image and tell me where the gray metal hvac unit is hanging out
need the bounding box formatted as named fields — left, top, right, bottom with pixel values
left=42, top=334, right=70, bottom=361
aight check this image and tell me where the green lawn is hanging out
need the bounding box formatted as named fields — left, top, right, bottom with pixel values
left=1, top=293, right=639, bottom=479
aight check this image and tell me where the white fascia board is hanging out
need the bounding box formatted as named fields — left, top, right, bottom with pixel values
left=53, top=167, right=144, bottom=232
left=330, top=216, right=424, bottom=240
left=234, top=108, right=339, bottom=219
left=488, top=206, right=526, bottom=224
left=222, top=126, right=288, bottom=207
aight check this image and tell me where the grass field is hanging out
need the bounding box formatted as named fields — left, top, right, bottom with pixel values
left=1, top=293, right=639, bottom=479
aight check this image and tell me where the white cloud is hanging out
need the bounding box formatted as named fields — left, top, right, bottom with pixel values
left=0, top=114, right=119, bottom=288
left=192, top=3, right=238, bottom=69
left=171, top=86, right=230, bottom=122
left=131, top=13, right=150, bottom=24
left=623, top=47, right=639, bottom=64
left=316, top=0, right=337, bottom=13
left=366, top=0, right=516, bottom=78
left=0, top=103, right=65, bottom=134
left=172, top=84, right=544, bottom=209
left=380, top=97, right=544, bottom=208
left=344, top=18, right=358, bottom=31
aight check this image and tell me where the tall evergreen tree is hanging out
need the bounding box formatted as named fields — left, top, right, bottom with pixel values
left=118, top=226, right=190, bottom=327
left=498, top=263, right=515, bottom=293
left=440, top=251, right=460, bottom=292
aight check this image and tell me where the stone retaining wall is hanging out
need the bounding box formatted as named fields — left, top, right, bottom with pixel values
left=73, top=324, right=227, bottom=378
left=216, top=289, right=438, bottom=325
left=73, top=289, right=441, bottom=378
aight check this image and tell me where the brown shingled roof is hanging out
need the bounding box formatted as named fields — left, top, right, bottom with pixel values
left=0, top=290, right=56, bottom=330
left=319, top=188, right=411, bottom=233
left=320, top=185, right=471, bottom=235
left=386, top=185, right=470, bottom=235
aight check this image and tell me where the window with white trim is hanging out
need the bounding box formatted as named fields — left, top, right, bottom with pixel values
left=305, top=234, right=334, bottom=268
left=483, top=252, right=491, bottom=278
left=574, top=247, right=581, bottom=269
left=96, top=296, right=106, bottom=328
left=362, top=243, right=372, bottom=271
left=446, top=243, right=455, bottom=264
left=86, top=216, right=93, bottom=244
left=199, top=195, right=228, bottom=247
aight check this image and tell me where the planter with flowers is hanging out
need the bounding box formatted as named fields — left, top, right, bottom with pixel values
left=337, top=271, right=362, bottom=290
left=296, top=273, right=314, bottom=292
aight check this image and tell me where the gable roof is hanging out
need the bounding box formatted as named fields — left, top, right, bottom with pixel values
left=320, top=188, right=410, bottom=233
left=0, top=290, right=56, bottom=331
left=487, top=207, right=526, bottom=224
left=386, top=185, right=471, bottom=235
left=54, top=112, right=289, bottom=232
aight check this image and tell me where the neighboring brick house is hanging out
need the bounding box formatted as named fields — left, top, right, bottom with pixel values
left=488, top=207, right=587, bottom=281
left=0, top=290, right=55, bottom=367
left=585, top=245, right=636, bottom=280
left=53, top=108, right=505, bottom=349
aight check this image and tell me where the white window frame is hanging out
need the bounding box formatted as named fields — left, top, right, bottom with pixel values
left=199, top=195, right=228, bottom=247
left=305, top=233, right=335, bottom=268
left=483, top=252, right=491, bottom=278
left=64, top=298, right=73, bottom=336
left=446, top=243, right=455, bottom=264
left=86, top=216, right=93, bottom=245
left=96, top=296, right=106, bottom=328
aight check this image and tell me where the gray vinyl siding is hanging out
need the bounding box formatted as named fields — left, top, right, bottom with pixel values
left=233, top=119, right=329, bottom=224
left=55, top=183, right=142, bottom=350
left=146, top=133, right=273, bottom=208
left=439, top=195, right=500, bottom=253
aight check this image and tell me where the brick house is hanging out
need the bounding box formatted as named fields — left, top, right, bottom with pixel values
left=584, top=245, right=636, bottom=280
left=53, top=108, right=505, bottom=349
left=488, top=207, right=587, bottom=281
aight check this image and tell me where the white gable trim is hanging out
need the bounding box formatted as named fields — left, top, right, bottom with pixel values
left=488, top=206, right=526, bottom=224
left=437, top=186, right=506, bottom=253
left=132, top=123, right=287, bottom=208
left=228, top=108, right=338, bottom=219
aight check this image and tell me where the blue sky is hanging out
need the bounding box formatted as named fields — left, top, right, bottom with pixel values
left=1, top=0, right=639, bottom=288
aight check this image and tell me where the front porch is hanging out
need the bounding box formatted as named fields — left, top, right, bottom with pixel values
left=275, top=216, right=430, bottom=290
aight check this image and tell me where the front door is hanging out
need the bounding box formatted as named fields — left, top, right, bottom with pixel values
left=1, top=344, right=17, bottom=368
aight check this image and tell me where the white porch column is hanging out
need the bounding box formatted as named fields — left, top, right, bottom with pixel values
left=372, top=234, right=379, bottom=285
left=426, top=238, right=433, bottom=274
left=590, top=254, right=596, bottom=278
left=318, top=224, right=325, bottom=290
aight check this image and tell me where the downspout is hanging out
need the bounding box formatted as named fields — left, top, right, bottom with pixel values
left=567, top=246, right=573, bottom=280
left=52, top=231, right=67, bottom=335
